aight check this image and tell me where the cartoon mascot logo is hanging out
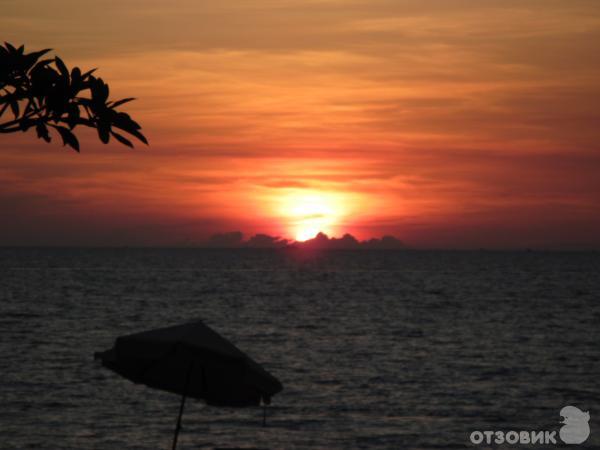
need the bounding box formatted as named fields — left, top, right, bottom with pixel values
left=560, top=406, right=590, bottom=444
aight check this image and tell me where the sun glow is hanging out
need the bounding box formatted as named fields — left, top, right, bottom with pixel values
left=278, top=191, right=348, bottom=241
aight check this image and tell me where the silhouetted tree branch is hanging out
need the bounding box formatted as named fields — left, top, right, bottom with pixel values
left=0, top=42, right=147, bottom=152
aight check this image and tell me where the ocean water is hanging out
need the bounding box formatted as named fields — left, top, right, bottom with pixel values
left=1, top=248, right=599, bottom=449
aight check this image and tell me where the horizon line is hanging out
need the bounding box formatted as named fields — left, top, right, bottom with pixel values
left=0, top=245, right=598, bottom=252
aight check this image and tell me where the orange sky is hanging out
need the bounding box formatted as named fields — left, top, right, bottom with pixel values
left=2, top=0, right=600, bottom=248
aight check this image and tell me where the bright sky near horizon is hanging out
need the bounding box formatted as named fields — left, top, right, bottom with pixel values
left=2, top=0, right=600, bottom=248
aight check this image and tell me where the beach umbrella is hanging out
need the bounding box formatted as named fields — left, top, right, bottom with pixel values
left=94, top=320, right=283, bottom=450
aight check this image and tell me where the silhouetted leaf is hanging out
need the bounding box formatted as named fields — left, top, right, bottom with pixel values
left=71, top=67, right=81, bottom=82
left=91, top=77, right=109, bottom=104
left=0, top=101, right=9, bottom=117
left=122, top=127, right=148, bottom=145
left=53, top=125, right=80, bottom=152
left=10, top=99, right=19, bottom=118
left=113, top=113, right=148, bottom=145
left=66, top=103, right=80, bottom=129
left=80, top=68, right=97, bottom=82
left=97, top=121, right=110, bottom=144
left=110, top=130, right=133, bottom=148
left=29, top=48, right=51, bottom=60
left=54, top=56, right=69, bottom=79
left=110, top=97, right=135, bottom=109
left=4, top=42, right=17, bottom=54
left=112, top=112, right=142, bottom=131
left=22, top=49, right=51, bottom=72
left=36, top=123, right=51, bottom=142
left=70, top=67, right=82, bottom=95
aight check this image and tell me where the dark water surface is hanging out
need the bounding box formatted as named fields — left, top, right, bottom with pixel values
left=1, top=249, right=599, bottom=449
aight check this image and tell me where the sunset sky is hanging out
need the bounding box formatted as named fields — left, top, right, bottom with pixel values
left=2, top=0, right=599, bottom=248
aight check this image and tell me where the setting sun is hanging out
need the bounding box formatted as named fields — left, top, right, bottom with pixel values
left=277, top=191, right=348, bottom=241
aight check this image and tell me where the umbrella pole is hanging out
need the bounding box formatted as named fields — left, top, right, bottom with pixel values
left=172, top=364, right=193, bottom=450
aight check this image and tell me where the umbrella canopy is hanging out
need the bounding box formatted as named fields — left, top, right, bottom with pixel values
left=94, top=321, right=283, bottom=449
left=95, top=320, right=283, bottom=407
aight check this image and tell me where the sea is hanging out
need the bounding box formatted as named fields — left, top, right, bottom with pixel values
left=1, top=248, right=599, bottom=449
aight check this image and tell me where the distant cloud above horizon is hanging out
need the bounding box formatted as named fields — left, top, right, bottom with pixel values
left=203, top=231, right=405, bottom=250
left=2, top=0, right=599, bottom=249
